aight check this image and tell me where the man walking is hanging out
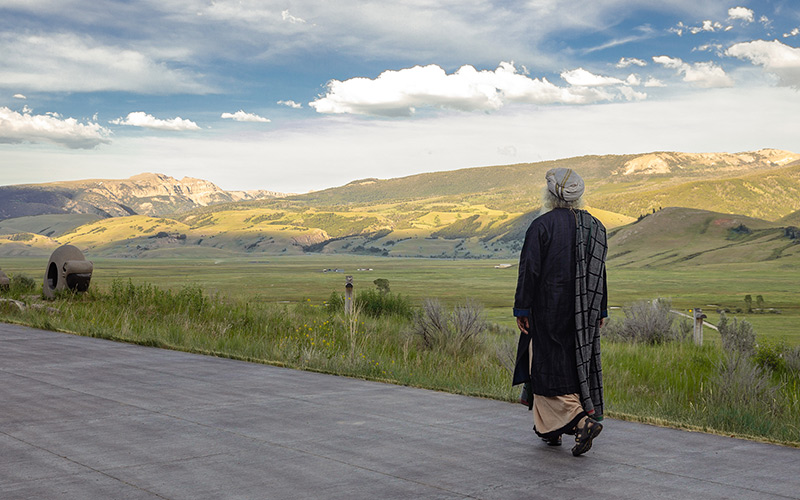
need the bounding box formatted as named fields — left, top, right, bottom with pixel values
left=513, top=168, right=608, bottom=457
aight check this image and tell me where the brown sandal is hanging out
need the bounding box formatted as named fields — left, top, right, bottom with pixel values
left=572, top=418, right=602, bottom=456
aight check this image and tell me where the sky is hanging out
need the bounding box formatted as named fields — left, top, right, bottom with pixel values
left=2, top=1, right=800, bottom=193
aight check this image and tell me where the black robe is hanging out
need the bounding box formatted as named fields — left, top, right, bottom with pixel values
left=512, top=208, right=607, bottom=396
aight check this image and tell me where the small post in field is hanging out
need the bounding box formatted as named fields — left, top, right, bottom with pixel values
left=345, top=275, right=354, bottom=316
left=692, top=308, right=706, bottom=345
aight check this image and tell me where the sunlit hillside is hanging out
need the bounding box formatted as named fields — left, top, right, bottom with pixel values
left=1, top=150, right=799, bottom=261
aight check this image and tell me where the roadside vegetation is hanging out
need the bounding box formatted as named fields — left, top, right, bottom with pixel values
left=1, top=276, right=798, bottom=447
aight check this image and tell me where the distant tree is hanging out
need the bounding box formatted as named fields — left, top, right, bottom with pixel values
left=373, top=278, right=390, bottom=295
left=756, top=295, right=765, bottom=310
left=744, top=294, right=753, bottom=313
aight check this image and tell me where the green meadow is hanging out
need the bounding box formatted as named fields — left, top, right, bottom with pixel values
left=2, top=254, right=799, bottom=446
left=2, top=255, right=798, bottom=344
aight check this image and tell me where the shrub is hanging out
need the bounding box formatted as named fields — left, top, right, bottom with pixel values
left=704, top=352, right=783, bottom=427
left=494, top=337, right=518, bottom=374
left=326, top=289, right=412, bottom=318
left=358, top=288, right=412, bottom=318
left=785, top=345, right=800, bottom=375
left=409, top=298, right=486, bottom=357
left=717, top=312, right=756, bottom=357
left=753, top=343, right=785, bottom=373
left=11, top=274, right=38, bottom=294
left=602, top=298, right=686, bottom=344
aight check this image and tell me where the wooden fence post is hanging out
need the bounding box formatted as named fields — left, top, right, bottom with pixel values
left=692, top=308, right=707, bottom=345
left=345, top=276, right=354, bottom=316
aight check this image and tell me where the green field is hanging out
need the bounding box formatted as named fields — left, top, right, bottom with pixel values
left=2, top=255, right=798, bottom=344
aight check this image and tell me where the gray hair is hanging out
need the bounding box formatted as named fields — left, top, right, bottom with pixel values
left=541, top=186, right=583, bottom=213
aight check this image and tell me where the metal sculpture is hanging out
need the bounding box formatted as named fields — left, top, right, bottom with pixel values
left=43, top=245, right=93, bottom=299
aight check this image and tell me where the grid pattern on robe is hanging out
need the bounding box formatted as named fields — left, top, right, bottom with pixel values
left=574, top=209, right=607, bottom=418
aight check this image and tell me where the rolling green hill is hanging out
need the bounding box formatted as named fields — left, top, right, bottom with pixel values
left=607, top=207, right=798, bottom=267
left=0, top=214, right=103, bottom=238
left=3, top=149, right=800, bottom=262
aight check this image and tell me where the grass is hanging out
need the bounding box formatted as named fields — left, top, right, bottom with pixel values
left=2, top=255, right=798, bottom=344
left=1, top=275, right=798, bottom=446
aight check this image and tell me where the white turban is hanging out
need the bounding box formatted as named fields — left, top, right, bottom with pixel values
left=546, top=168, right=584, bottom=202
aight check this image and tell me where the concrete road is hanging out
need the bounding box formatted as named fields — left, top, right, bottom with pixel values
left=1, top=323, right=798, bottom=499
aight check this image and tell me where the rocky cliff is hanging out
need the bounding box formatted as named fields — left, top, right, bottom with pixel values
left=0, top=173, right=286, bottom=220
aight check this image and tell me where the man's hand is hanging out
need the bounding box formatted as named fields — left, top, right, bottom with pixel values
left=516, top=316, right=530, bottom=335
left=599, top=317, right=606, bottom=329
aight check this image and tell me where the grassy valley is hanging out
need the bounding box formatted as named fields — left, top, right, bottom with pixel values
left=3, top=150, right=800, bottom=447
left=4, top=149, right=799, bottom=261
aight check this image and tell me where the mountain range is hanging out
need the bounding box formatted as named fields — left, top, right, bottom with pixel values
left=1, top=149, right=799, bottom=265
left=0, top=172, right=286, bottom=220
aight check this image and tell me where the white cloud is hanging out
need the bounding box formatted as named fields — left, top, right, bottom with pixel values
left=13, top=94, right=26, bottom=99
left=281, top=9, right=306, bottom=24
left=783, top=28, right=800, bottom=39
left=726, top=40, right=800, bottom=87
left=728, top=7, right=754, bottom=23
left=644, top=77, right=666, bottom=88
left=618, top=86, right=647, bottom=101
left=278, top=100, right=302, bottom=109
left=561, top=68, right=625, bottom=86
left=110, top=112, right=201, bottom=131
left=0, top=33, right=211, bottom=94
left=8, top=86, right=798, bottom=194
left=616, top=57, right=647, bottom=68
left=653, top=56, right=734, bottom=88
left=310, top=62, right=636, bottom=116
left=694, top=44, right=724, bottom=56
left=221, top=110, right=271, bottom=122
left=0, top=106, right=110, bottom=149
left=688, top=20, right=724, bottom=34
left=670, top=22, right=686, bottom=36
left=625, top=74, right=641, bottom=86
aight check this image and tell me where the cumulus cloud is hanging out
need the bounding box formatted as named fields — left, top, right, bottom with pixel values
left=616, top=57, right=647, bottom=68
left=625, top=74, right=641, bottom=86
left=310, top=62, right=640, bottom=116
left=0, top=33, right=211, bottom=94
left=278, top=100, right=302, bottom=108
left=728, top=7, right=754, bottom=23
left=0, top=106, right=110, bottom=149
left=644, top=77, right=666, bottom=88
left=221, top=110, right=270, bottom=122
left=110, top=112, right=201, bottom=131
left=561, top=68, right=626, bottom=86
left=618, top=86, right=647, bottom=101
left=13, top=94, right=26, bottom=99
left=784, top=28, right=800, bottom=38
left=653, top=56, right=734, bottom=88
left=726, top=40, right=800, bottom=87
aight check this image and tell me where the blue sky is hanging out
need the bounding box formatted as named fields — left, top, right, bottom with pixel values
left=2, top=1, right=800, bottom=192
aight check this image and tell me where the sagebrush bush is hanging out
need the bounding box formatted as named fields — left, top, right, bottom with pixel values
left=0, top=273, right=38, bottom=299
left=494, top=337, right=518, bottom=375
left=704, top=352, right=783, bottom=428
left=603, top=298, right=688, bottom=344
left=326, top=289, right=412, bottom=318
left=717, top=312, right=756, bottom=357
left=785, top=345, right=800, bottom=375
left=12, top=274, right=38, bottom=294
left=409, top=298, right=486, bottom=357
